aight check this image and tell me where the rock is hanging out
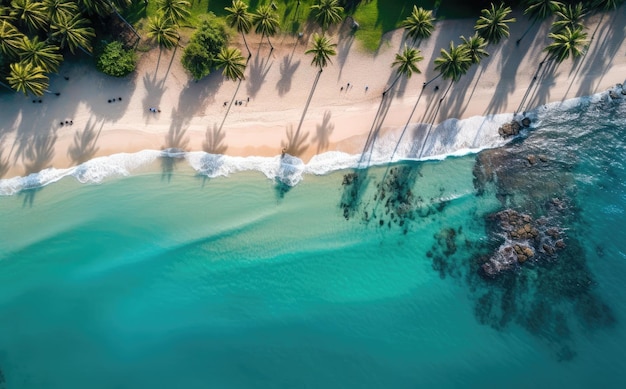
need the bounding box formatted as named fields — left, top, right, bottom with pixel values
left=609, top=90, right=620, bottom=100
left=555, top=239, right=566, bottom=249
left=498, top=121, right=522, bottom=138
left=523, top=246, right=534, bottom=258
left=521, top=117, right=531, bottom=127
left=527, top=154, right=537, bottom=165
left=543, top=244, right=555, bottom=255
left=518, top=254, right=527, bottom=263
left=538, top=155, right=548, bottom=162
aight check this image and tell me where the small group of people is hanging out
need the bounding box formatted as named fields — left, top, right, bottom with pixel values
left=59, top=119, right=73, bottom=126
left=223, top=97, right=250, bottom=107
left=149, top=107, right=161, bottom=113
left=108, top=97, right=122, bottom=103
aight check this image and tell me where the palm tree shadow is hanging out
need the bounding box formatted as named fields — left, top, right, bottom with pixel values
left=281, top=123, right=309, bottom=157
left=203, top=123, right=228, bottom=154
left=276, top=54, right=301, bottom=96
left=142, top=73, right=167, bottom=119
left=19, top=132, right=58, bottom=207
left=312, top=110, right=334, bottom=153
left=0, top=144, right=9, bottom=178
left=246, top=52, right=273, bottom=97
left=67, top=118, right=103, bottom=165
left=336, top=23, right=355, bottom=80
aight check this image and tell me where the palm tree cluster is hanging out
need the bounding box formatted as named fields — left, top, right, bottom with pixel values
left=146, top=0, right=191, bottom=52
left=0, top=0, right=132, bottom=96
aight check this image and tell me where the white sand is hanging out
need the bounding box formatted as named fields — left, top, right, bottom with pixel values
left=1, top=8, right=625, bottom=179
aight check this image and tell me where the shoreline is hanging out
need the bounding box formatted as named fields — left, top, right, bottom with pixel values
left=1, top=9, right=625, bottom=180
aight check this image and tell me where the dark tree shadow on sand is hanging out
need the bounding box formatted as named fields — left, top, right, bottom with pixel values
left=0, top=145, right=9, bottom=178
left=281, top=123, right=309, bottom=157
left=276, top=54, right=300, bottom=96
left=142, top=73, right=167, bottom=120
left=312, top=110, right=334, bottom=153
left=67, top=118, right=102, bottom=165
left=19, top=131, right=58, bottom=207
left=246, top=52, right=273, bottom=98
left=203, top=123, right=228, bottom=154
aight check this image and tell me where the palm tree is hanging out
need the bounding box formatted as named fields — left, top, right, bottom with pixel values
left=215, top=46, right=247, bottom=81
left=76, top=0, right=111, bottom=16
left=551, top=2, right=587, bottom=33
left=306, top=33, right=337, bottom=72
left=19, top=36, right=63, bottom=73
left=517, top=0, right=563, bottom=44
left=43, top=0, right=78, bottom=25
left=225, top=0, right=253, bottom=58
left=401, top=5, right=435, bottom=45
left=6, top=61, right=49, bottom=96
left=157, top=0, right=190, bottom=26
left=593, top=0, right=623, bottom=10
left=525, top=0, right=564, bottom=20
left=252, top=4, right=280, bottom=51
left=310, top=0, right=344, bottom=32
left=474, top=3, right=516, bottom=45
left=296, top=33, right=336, bottom=133
left=460, top=33, right=489, bottom=65
left=10, top=0, right=48, bottom=33
left=0, top=20, right=24, bottom=59
left=50, top=14, right=96, bottom=54
left=544, top=25, right=588, bottom=63
left=384, top=45, right=423, bottom=95
left=146, top=12, right=179, bottom=50
left=434, top=41, right=472, bottom=83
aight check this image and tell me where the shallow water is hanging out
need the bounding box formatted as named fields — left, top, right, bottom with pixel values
left=1, top=90, right=625, bottom=387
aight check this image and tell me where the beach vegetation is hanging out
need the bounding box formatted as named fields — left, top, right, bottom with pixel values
left=96, top=40, right=137, bottom=77
left=474, top=3, right=516, bottom=45
left=157, top=0, right=191, bottom=26
left=400, top=5, right=435, bottom=45
left=215, top=46, right=246, bottom=81
left=310, top=0, right=344, bottom=31
left=6, top=61, right=49, bottom=96
left=385, top=44, right=423, bottom=94
left=181, top=15, right=227, bottom=80
left=43, top=0, right=79, bottom=25
left=10, top=0, right=48, bottom=33
left=592, top=0, right=624, bottom=10
left=252, top=4, right=280, bottom=51
left=49, top=14, right=96, bottom=54
left=0, top=20, right=24, bottom=59
left=434, top=41, right=472, bottom=83
left=544, top=25, right=588, bottom=63
left=305, top=32, right=337, bottom=71
left=18, top=36, right=63, bottom=73
left=523, top=0, right=564, bottom=20
left=224, top=0, right=253, bottom=58
left=460, top=33, right=489, bottom=64
left=146, top=12, right=180, bottom=49
left=551, top=2, right=587, bottom=33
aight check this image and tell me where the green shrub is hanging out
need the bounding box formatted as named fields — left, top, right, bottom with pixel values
left=181, top=16, right=227, bottom=80
left=96, top=41, right=137, bottom=77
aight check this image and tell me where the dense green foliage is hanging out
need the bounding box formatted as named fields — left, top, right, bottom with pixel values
left=181, top=16, right=227, bottom=80
left=96, top=41, right=137, bottom=77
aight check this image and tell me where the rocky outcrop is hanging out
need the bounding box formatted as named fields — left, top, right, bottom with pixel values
left=498, top=120, right=521, bottom=138
left=481, top=209, right=567, bottom=277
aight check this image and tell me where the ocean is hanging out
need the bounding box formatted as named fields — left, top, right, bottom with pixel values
left=1, top=86, right=625, bottom=388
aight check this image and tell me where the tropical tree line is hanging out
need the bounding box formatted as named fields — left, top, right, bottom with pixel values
left=0, top=0, right=137, bottom=96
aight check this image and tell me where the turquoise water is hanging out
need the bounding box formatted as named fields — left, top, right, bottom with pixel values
left=1, top=91, right=626, bottom=387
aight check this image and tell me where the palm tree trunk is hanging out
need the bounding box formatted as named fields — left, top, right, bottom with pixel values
left=267, top=34, right=274, bottom=51
left=424, top=73, right=442, bottom=87
left=107, top=1, right=141, bottom=44
left=155, top=47, right=163, bottom=80
left=418, top=80, right=454, bottom=158
left=259, top=31, right=265, bottom=53
left=242, top=31, right=251, bottom=58
left=0, top=81, right=11, bottom=91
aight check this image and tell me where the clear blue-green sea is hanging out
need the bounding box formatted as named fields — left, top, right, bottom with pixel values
left=1, top=88, right=626, bottom=388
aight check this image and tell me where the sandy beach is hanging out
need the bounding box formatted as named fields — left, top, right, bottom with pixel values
left=1, top=7, right=625, bottom=179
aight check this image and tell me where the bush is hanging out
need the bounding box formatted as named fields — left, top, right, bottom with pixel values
left=181, top=16, right=227, bottom=80
left=96, top=41, right=137, bottom=77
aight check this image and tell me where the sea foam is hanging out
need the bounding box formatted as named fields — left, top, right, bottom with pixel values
left=1, top=85, right=623, bottom=195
